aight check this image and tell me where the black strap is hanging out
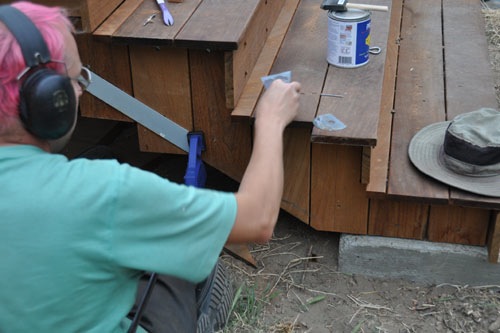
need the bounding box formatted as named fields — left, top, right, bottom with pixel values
left=0, top=5, right=51, bottom=67
left=127, top=273, right=158, bottom=333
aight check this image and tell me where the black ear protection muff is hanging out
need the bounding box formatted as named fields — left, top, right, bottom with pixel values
left=0, top=5, right=76, bottom=140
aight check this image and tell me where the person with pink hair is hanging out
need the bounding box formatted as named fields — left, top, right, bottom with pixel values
left=0, top=2, right=301, bottom=332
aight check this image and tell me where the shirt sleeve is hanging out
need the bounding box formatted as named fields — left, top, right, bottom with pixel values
left=109, top=163, right=237, bottom=283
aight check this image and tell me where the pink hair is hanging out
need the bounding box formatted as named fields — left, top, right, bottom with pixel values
left=0, top=1, right=72, bottom=126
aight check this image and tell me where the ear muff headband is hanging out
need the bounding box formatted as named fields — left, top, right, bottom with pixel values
left=0, top=5, right=50, bottom=67
left=0, top=5, right=76, bottom=140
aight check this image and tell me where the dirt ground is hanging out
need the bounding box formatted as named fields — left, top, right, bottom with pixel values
left=221, top=213, right=500, bottom=333
left=218, top=3, right=500, bottom=333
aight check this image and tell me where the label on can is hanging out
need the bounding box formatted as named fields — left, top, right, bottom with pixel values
left=327, top=9, right=371, bottom=68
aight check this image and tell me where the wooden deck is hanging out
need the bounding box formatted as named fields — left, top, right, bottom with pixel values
left=74, top=0, right=292, bottom=183
left=37, top=0, right=500, bottom=263
left=232, top=0, right=500, bottom=262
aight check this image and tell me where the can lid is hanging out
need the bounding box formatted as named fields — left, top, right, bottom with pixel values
left=328, top=8, right=370, bottom=21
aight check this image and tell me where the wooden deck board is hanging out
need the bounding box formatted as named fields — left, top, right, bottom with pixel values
left=77, top=34, right=133, bottom=122
left=488, top=213, right=500, bottom=263
left=93, top=0, right=143, bottom=39
left=225, top=0, right=285, bottom=109
left=311, top=143, right=369, bottom=234
left=387, top=0, right=448, bottom=201
left=443, top=0, right=500, bottom=208
left=189, top=50, right=252, bottom=181
left=267, top=0, right=327, bottom=123
left=368, top=199, right=428, bottom=240
left=129, top=46, right=192, bottom=154
left=311, top=0, right=392, bottom=146
left=443, top=0, right=498, bottom=119
left=175, top=0, right=262, bottom=50
left=282, top=128, right=311, bottom=223
left=231, top=0, right=301, bottom=120
left=111, top=0, right=201, bottom=45
left=428, top=205, right=490, bottom=246
left=366, top=0, right=402, bottom=194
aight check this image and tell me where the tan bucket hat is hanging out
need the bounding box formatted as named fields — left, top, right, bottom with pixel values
left=408, top=108, right=500, bottom=197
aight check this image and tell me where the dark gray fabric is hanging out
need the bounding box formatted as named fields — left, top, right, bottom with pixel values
left=128, top=273, right=198, bottom=333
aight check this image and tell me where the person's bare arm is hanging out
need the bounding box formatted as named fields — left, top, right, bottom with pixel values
left=227, top=79, right=301, bottom=244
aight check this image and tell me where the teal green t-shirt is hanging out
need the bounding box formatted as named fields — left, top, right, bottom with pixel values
left=0, top=145, right=237, bottom=332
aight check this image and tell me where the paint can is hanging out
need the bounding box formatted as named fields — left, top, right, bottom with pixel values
left=327, top=9, right=371, bottom=68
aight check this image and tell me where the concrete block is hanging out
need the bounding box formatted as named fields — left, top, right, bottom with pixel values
left=339, top=234, right=500, bottom=286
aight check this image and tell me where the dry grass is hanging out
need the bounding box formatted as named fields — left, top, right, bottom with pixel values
left=222, top=234, right=500, bottom=332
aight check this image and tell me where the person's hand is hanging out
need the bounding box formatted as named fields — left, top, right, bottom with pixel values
left=254, top=79, right=301, bottom=129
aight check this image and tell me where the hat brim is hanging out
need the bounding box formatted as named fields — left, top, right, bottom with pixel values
left=408, top=122, right=500, bottom=197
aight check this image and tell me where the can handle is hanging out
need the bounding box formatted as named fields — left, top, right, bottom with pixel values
left=369, top=46, right=382, bottom=55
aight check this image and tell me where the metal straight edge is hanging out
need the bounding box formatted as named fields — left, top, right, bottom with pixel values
left=86, top=71, right=190, bottom=152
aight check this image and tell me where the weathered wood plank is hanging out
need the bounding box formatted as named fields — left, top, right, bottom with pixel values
left=368, top=199, right=428, bottom=240
left=225, top=0, right=285, bottom=109
left=311, top=0, right=392, bottom=146
left=175, top=0, right=262, bottom=50
left=235, top=0, right=321, bottom=225
left=267, top=0, right=327, bottom=123
left=282, top=127, right=311, bottom=224
left=76, top=34, right=133, bottom=122
left=387, top=0, right=448, bottom=202
left=361, top=146, right=370, bottom=185
left=81, top=0, right=124, bottom=32
left=231, top=0, right=301, bottom=120
left=488, top=212, right=500, bottom=263
left=111, top=0, right=202, bottom=45
left=427, top=205, right=489, bottom=246
left=366, top=0, right=402, bottom=193
left=226, top=0, right=310, bottom=222
left=449, top=195, right=500, bottom=211
left=443, top=0, right=500, bottom=208
left=129, top=46, right=192, bottom=154
left=443, top=0, right=497, bottom=120
left=93, top=0, right=143, bottom=40
left=311, top=143, right=368, bottom=234
left=189, top=50, right=252, bottom=181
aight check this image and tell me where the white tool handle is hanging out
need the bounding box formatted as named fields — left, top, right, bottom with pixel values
left=346, top=3, right=389, bottom=12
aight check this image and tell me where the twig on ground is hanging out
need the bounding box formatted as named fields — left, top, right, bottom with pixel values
left=290, top=313, right=300, bottom=332
left=262, top=251, right=325, bottom=298
left=349, top=307, right=365, bottom=324
left=347, top=295, right=393, bottom=312
left=471, top=285, right=500, bottom=289
left=300, top=245, right=313, bottom=284
left=436, top=283, right=469, bottom=291
left=271, top=233, right=293, bottom=242
left=261, top=241, right=302, bottom=258
left=249, top=243, right=271, bottom=254
left=260, top=249, right=309, bottom=261
left=291, top=289, right=308, bottom=312
left=267, top=258, right=296, bottom=297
